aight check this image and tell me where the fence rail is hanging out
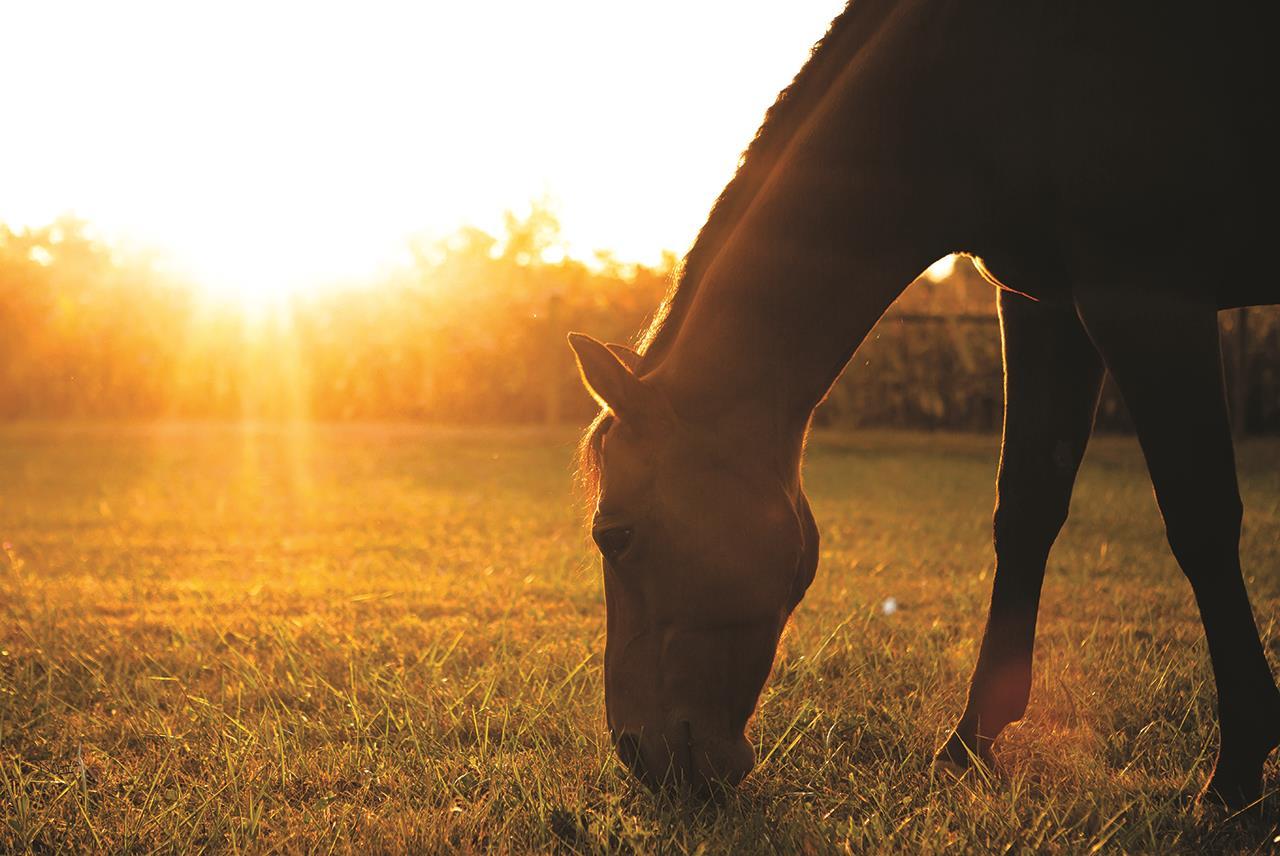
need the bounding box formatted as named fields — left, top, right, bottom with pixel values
left=804, top=306, right=1276, bottom=434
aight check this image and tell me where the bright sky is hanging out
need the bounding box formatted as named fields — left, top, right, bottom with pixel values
left=0, top=0, right=850, bottom=302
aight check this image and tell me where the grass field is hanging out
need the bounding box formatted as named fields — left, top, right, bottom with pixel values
left=2, top=423, right=1278, bottom=854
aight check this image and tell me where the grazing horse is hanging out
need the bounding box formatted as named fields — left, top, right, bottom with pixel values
left=570, top=0, right=1280, bottom=807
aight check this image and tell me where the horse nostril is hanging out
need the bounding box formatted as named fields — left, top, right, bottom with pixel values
left=615, top=732, right=646, bottom=779
left=686, top=731, right=755, bottom=797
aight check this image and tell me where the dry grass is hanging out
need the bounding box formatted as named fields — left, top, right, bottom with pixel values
left=2, top=423, right=1278, bottom=853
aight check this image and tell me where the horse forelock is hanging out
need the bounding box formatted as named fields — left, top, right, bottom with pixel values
left=576, top=409, right=613, bottom=510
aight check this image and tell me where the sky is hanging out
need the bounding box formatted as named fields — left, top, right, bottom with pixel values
left=0, top=0, right=851, bottom=301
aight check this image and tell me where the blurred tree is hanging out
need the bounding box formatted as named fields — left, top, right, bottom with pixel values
left=1, top=213, right=1276, bottom=431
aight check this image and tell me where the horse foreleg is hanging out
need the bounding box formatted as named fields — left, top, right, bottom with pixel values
left=937, top=290, right=1105, bottom=772
left=1075, top=285, right=1280, bottom=811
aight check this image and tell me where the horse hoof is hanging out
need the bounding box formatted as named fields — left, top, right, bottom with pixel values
left=1198, top=778, right=1263, bottom=817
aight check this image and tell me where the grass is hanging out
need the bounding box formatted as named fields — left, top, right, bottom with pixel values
left=1, top=422, right=1278, bottom=854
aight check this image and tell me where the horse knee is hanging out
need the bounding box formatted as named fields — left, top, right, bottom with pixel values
left=1162, top=493, right=1243, bottom=576
left=992, top=485, right=1072, bottom=562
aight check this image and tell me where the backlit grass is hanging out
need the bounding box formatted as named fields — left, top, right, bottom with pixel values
left=2, top=424, right=1278, bottom=853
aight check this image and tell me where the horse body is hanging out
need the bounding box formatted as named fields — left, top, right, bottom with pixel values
left=1005, top=5, right=1276, bottom=309
left=572, top=0, right=1279, bottom=806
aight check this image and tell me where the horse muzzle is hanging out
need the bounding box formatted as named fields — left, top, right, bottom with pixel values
left=612, top=721, right=755, bottom=796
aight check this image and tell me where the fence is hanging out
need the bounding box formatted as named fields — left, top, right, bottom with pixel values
left=807, top=305, right=1279, bottom=435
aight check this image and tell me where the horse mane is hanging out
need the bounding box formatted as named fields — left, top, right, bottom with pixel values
left=635, top=0, right=886, bottom=372
left=579, top=0, right=884, bottom=502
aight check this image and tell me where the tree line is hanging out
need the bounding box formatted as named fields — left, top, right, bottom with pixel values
left=2, top=211, right=1277, bottom=432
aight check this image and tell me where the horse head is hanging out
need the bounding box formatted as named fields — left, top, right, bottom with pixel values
left=570, top=332, right=819, bottom=794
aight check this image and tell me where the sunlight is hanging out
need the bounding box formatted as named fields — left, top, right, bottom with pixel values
left=924, top=254, right=958, bottom=281
left=182, top=250, right=309, bottom=315
left=0, top=0, right=848, bottom=302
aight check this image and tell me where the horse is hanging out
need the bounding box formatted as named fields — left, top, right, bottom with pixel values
left=569, top=0, right=1280, bottom=808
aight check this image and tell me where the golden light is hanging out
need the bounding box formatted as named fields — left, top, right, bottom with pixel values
left=0, top=1, right=848, bottom=309
left=925, top=255, right=959, bottom=281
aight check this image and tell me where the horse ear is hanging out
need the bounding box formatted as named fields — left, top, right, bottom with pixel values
left=605, top=343, right=642, bottom=372
left=568, top=332, right=646, bottom=419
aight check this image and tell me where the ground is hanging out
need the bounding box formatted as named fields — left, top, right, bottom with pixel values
left=1, top=423, right=1278, bottom=854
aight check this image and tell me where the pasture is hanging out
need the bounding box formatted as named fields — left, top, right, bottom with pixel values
left=2, top=423, right=1278, bottom=853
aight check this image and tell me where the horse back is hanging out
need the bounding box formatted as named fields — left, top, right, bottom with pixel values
left=1047, top=4, right=1277, bottom=306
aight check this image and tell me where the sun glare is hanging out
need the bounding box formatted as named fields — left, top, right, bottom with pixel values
left=0, top=0, right=848, bottom=307
left=925, top=254, right=958, bottom=281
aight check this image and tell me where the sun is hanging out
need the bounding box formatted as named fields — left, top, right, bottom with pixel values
left=160, top=201, right=414, bottom=314
left=191, top=268, right=308, bottom=316
left=177, top=246, right=304, bottom=314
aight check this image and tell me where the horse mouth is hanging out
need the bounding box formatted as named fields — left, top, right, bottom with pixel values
left=615, top=720, right=751, bottom=797
left=613, top=721, right=696, bottom=791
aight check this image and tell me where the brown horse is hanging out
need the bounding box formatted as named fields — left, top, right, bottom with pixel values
left=570, top=0, right=1280, bottom=808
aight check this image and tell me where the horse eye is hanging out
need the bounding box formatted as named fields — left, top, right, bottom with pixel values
left=593, top=526, right=634, bottom=562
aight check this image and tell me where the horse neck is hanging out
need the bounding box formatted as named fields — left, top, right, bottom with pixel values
left=646, top=3, right=969, bottom=479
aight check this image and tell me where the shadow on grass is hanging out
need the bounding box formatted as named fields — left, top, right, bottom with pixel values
left=545, top=755, right=1280, bottom=855
left=547, top=773, right=816, bottom=855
